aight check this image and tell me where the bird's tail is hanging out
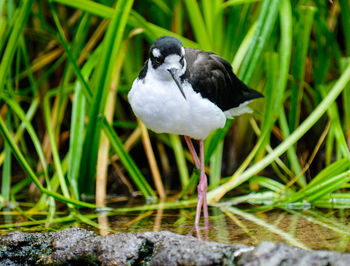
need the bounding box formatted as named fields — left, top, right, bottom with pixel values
left=242, top=87, right=264, bottom=101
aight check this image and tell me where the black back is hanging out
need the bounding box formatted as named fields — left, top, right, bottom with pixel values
left=184, top=47, right=262, bottom=111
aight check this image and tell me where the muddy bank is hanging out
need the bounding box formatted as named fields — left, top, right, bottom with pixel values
left=0, top=227, right=349, bottom=265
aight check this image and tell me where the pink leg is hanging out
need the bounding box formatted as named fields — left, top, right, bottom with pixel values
left=184, top=136, right=200, bottom=168
left=194, top=139, right=209, bottom=227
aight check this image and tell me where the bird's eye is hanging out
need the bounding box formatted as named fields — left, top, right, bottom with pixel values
left=152, top=56, right=162, bottom=66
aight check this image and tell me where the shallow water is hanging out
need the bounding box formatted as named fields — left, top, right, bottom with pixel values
left=96, top=206, right=350, bottom=252
left=1, top=204, right=350, bottom=252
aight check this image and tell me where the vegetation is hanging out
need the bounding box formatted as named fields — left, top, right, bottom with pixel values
left=0, top=0, right=350, bottom=241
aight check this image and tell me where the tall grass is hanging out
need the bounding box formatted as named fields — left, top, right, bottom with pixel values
left=0, top=0, right=350, bottom=231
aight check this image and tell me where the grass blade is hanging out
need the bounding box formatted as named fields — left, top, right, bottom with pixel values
left=78, top=0, right=134, bottom=194
left=0, top=0, right=34, bottom=90
left=183, top=0, right=211, bottom=50
left=288, top=5, right=316, bottom=132
left=102, top=119, right=157, bottom=200
left=1, top=112, right=11, bottom=203
left=170, top=134, right=190, bottom=189
left=0, top=115, right=104, bottom=209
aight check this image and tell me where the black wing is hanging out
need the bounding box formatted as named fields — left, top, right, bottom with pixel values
left=184, top=47, right=262, bottom=111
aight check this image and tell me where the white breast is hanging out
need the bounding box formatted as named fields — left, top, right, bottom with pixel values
left=128, top=67, right=226, bottom=140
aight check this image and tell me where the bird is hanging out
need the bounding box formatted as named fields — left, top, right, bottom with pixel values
left=128, top=36, right=263, bottom=227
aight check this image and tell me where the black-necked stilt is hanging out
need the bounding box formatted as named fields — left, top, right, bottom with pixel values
left=128, top=36, right=262, bottom=227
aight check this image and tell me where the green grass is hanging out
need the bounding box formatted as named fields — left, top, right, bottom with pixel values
left=0, top=0, right=350, bottom=240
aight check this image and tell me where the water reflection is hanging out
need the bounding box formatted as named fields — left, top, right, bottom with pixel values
left=99, top=206, right=350, bottom=252
left=1, top=204, right=350, bottom=252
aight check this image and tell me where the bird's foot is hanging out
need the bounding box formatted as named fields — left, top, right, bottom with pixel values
left=187, top=223, right=211, bottom=241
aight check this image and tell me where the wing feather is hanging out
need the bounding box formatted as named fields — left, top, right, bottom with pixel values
left=184, top=47, right=262, bottom=111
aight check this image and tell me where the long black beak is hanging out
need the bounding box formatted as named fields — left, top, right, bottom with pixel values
left=168, top=68, right=186, bottom=100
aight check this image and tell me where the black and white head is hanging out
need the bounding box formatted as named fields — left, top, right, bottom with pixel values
left=149, top=36, right=187, bottom=99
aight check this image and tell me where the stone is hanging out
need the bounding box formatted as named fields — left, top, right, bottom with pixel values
left=1, top=227, right=349, bottom=265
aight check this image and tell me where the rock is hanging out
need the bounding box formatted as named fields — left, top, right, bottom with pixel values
left=138, top=231, right=249, bottom=265
left=0, top=227, right=349, bottom=265
left=238, top=241, right=350, bottom=266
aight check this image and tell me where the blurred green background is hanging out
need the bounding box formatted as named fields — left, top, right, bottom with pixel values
left=0, top=0, right=350, bottom=233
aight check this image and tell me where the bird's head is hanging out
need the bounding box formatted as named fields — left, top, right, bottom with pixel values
left=149, top=36, right=187, bottom=99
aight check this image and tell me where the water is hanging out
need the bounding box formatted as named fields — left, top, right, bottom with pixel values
left=1, top=204, right=350, bottom=252
left=95, top=206, right=350, bottom=252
